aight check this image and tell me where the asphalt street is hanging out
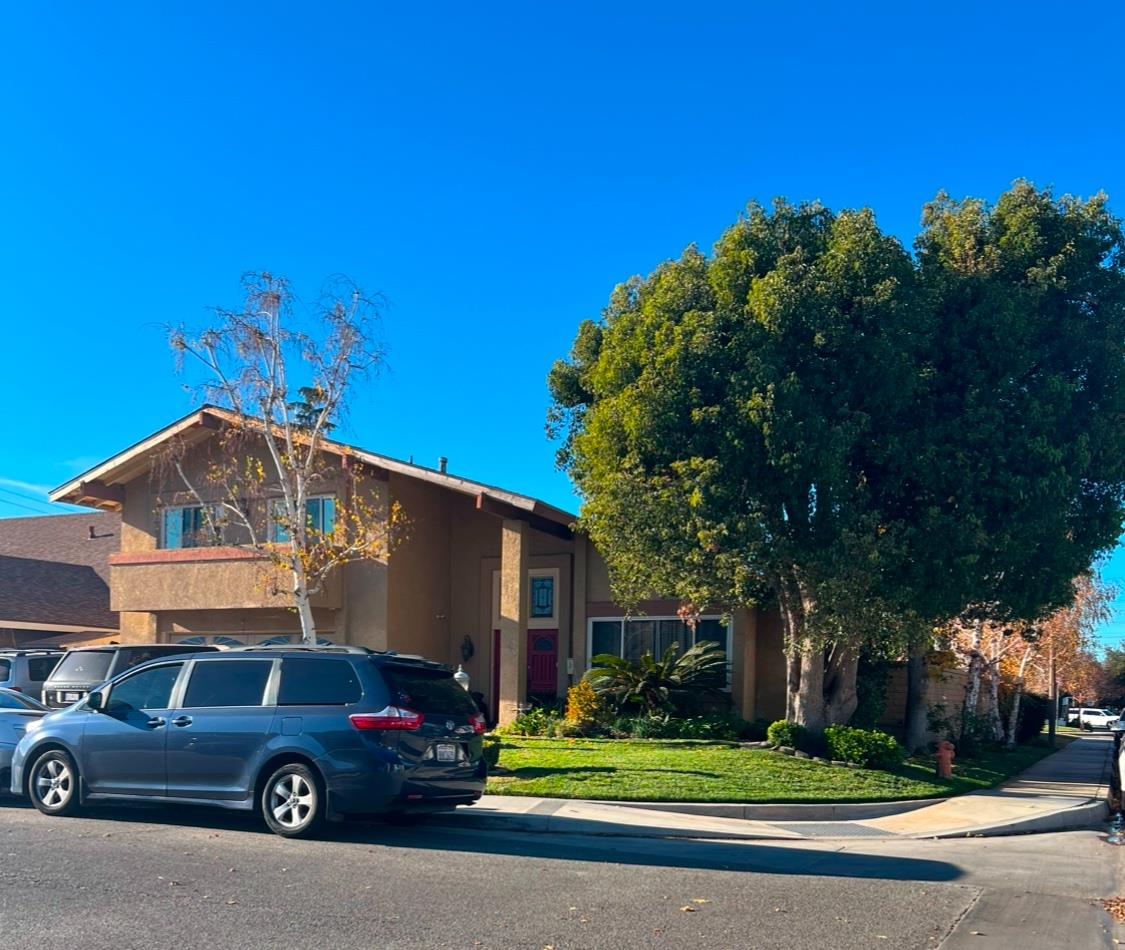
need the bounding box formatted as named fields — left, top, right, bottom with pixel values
left=0, top=798, right=1121, bottom=950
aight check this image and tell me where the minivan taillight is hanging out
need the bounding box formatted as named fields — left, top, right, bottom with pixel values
left=470, top=713, right=486, bottom=735
left=350, top=707, right=424, bottom=731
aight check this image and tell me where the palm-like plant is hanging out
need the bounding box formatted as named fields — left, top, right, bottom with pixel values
left=584, top=640, right=728, bottom=714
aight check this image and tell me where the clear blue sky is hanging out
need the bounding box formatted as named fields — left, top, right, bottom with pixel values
left=1, top=2, right=1124, bottom=646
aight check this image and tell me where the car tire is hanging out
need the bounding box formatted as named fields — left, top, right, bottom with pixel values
left=261, top=763, right=324, bottom=838
left=27, top=750, right=81, bottom=817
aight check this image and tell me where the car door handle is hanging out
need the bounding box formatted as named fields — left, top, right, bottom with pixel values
left=146, top=717, right=166, bottom=729
left=171, top=716, right=193, bottom=728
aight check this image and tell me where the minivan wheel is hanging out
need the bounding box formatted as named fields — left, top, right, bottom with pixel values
left=261, top=764, right=324, bottom=838
left=28, top=750, right=81, bottom=817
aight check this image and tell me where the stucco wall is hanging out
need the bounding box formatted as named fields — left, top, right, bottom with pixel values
left=386, top=475, right=451, bottom=662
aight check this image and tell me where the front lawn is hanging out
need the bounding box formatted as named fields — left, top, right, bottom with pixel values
left=486, top=737, right=1066, bottom=803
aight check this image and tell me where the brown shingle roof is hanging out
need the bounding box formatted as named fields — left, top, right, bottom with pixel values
left=0, top=512, right=120, bottom=584
left=0, top=513, right=120, bottom=629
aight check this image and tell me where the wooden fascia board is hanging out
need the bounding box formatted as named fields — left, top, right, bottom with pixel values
left=475, top=493, right=574, bottom=540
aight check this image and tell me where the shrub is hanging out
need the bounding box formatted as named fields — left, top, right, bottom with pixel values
left=565, top=680, right=606, bottom=729
left=496, top=706, right=562, bottom=737
left=481, top=734, right=502, bottom=767
left=585, top=641, right=729, bottom=714
left=825, top=725, right=903, bottom=769
left=766, top=720, right=807, bottom=750
left=1015, top=693, right=1051, bottom=745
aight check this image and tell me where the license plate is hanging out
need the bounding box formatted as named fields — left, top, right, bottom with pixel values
left=64, top=692, right=82, bottom=703
left=435, top=743, right=458, bottom=763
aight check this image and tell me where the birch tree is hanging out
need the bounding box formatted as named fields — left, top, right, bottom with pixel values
left=164, top=272, right=398, bottom=643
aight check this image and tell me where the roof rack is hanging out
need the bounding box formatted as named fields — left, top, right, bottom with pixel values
left=223, top=644, right=374, bottom=655
left=0, top=648, right=63, bottom=656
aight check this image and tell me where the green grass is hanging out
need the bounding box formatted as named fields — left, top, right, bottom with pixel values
left=486, top=736, right=1068, bottom=803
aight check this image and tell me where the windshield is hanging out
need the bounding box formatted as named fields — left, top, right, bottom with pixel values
left=49, top=651, right=114, bottom=684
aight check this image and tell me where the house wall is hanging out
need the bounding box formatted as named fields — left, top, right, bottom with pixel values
left=386, top=475, right=452, bottom=662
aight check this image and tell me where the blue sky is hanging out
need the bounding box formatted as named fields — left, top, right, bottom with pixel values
left=1, top=2, right=1124, bottom=647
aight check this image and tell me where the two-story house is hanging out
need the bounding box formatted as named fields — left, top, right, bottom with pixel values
left=50, top=407, right=790, bottom=724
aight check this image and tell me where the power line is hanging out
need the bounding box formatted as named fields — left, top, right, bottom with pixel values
left=0, top=495, right=56, bottom=516
left=0, top=484, right=83, bottom=514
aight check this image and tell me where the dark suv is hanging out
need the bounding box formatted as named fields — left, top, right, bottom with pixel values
left=40, top=644, right=219, bottom=708
left=11, top=646, right=487, bottom=837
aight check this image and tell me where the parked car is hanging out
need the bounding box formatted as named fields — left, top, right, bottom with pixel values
left=1078, top=708, right=1119, bottom=731
left=40, top=644, right=219, bottom=708
left=11, top=646, right=487, bottom=837
left=0, top=650, right=62, bottom=696
left=0, top=687, right=48, bottom=791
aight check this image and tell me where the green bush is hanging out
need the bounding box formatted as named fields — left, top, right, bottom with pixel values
left=482, top=734, right=502, bottom=767
left=824, top=725, right=903, bottom=769
left=496, top=706, right=562, bottom=737
left=606, top=711, right=751, bottom=740
left=766, top=719, right=807, bottom=750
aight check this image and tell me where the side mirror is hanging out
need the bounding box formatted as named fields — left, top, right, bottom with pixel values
left=87, top=691, right=105, bottom=712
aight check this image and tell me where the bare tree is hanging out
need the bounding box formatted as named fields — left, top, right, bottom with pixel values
left=164, top=272, right=400, bottom=643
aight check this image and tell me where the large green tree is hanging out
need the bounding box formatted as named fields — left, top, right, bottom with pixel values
left=549, top=185, right=1125, bottom=731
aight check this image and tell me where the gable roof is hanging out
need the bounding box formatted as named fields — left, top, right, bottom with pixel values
left=48, top=406, right=576, bottom=530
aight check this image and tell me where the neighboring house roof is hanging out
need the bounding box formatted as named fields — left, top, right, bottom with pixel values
left=49, top=406, right=576, bottom=531
left=0, top=554, right=117, bottom=631
left=0, top=511, right=120, bottom=585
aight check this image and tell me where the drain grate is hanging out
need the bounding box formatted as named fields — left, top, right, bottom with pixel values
left=776, top=822, right=895, bottom=838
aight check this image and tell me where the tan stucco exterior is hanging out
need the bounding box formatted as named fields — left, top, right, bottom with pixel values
left=54, top=410, right=791, bottom=724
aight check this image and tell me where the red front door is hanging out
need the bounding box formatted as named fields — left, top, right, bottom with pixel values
left=491, top=628, right=560, bottom=719
left=527, top=629, right=558, bottom=696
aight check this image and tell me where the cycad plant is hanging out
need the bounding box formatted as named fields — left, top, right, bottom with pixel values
left=584, top=640, right=728, bottom=714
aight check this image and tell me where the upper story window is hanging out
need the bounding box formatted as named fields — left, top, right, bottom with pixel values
left=162, top=505, right=221, bottom=549
left=271, top=496, right=337, bottom=543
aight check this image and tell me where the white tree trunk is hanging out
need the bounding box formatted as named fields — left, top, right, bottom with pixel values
left=962, top=619, right=984, bottom=738
left=291, top=563, right=317, bottom=644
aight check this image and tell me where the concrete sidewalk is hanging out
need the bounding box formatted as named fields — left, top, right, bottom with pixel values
left=434, top=734, right=1114, bottom=841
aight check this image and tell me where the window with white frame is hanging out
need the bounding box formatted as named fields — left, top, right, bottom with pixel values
left=161, top=505, right=221, bottom=549
left=172, top=634, right=335, bottom=647
left=588, top=616, right=730, bottom=674
left=271, top=496, right=337, bottom=543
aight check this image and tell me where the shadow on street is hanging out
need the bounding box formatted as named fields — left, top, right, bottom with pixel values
left=0, top=795, right=963, bottom=882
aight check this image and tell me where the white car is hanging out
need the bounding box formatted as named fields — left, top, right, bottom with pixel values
left=1078, top=708, right=1119, bottom=731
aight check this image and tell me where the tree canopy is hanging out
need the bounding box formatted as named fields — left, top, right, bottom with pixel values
left=549, top=183, right=1125, bottom=729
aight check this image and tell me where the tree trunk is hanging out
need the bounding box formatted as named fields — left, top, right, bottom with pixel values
left=291, top=564, right=317, bottom=644
left=962, top=619, right=984, bottom=740
left=904, top=641, right=930, bottom=753
left=1006, top=679, right=1024, bottom=751
left=824, top=645, right=859, bottom=726
left=793, top=645, right=827, bottom=732
left=778, top=574, right=827, bottom=731
left=986, top=658, right=1004, bottom=742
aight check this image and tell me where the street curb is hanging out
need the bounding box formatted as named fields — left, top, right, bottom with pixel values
left=427, top=810, right=785, bottom=840
left=591, top=797, right=947, bottom=821
left=913, top=798, right=1109, bottom=839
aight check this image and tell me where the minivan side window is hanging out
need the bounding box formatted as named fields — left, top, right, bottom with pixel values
left=0, top=659, right=10, bottom=681
left=278, top=658, right=361, bottom=705
left=183, top=661, right=272, bottom=708
left=107, top=664, right=183, bottom=713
